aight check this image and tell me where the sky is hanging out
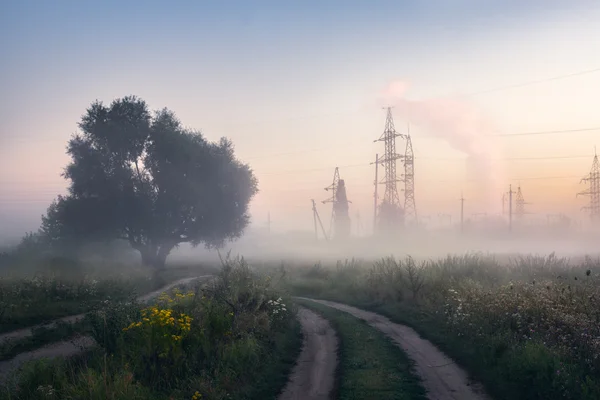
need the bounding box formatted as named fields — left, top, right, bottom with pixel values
left=1, top=0, right=600, bottom=241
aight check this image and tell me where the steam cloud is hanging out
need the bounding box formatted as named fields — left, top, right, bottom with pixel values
left=380, top=80, right=505, bottom=212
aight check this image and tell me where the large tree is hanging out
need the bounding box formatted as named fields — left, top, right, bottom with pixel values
left=41, top=96, right=258, bottom=269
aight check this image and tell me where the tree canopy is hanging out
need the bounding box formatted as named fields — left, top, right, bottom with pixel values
left=41, top=96, right=258, bottom=268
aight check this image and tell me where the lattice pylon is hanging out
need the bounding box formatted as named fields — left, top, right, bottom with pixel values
left=578, top=150, right=600, bottom=224
left=322, top=167, right=340, bottom=237
left=515, top=185, right=530, bottom=221
left=376, top=108, right=403, bottom=207
left=373, top=108, right=405, bottom=234
left=322, top=167, right=351, bottom=240
left=403, top=128, right=417, bottom=225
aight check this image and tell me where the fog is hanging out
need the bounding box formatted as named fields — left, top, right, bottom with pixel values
left=166, top=227, right=600, bottom=267
left=2, top=2, right=600, bottom=269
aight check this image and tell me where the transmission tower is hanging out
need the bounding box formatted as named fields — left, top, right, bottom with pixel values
left=322, top=167, right=351, bottom=240
left=322, top=167, right=340, bottom=236
left=515, top=185, right=531, bottom=222
left=403, top=126, right=417, bottom=225
left=373, top=107, right=404, bottom=234
left=577, top=150, right=600, bottom=224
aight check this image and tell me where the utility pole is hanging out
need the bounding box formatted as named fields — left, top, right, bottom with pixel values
left=459, top=193, right=465, bottom=233
left=312, top=201, right=318, bottom=241
left=311, top=199, right=329, bottom=241
left=371, top=153, right=379, bottom=234
left=322, top=167, right=340, bottom=237
left=508, top=184, right=514, bottom=232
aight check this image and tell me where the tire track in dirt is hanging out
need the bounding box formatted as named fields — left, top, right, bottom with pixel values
left=0, top=276, right=211, bottom=345
left=298, top=298, right=491, bottom=400
left=278, top=307, right=338, bottom=400
left=0, top=275, right=213, bottom=384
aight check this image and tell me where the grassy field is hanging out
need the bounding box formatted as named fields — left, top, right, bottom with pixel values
left=285, top=254, right=600, bottom=400
left=0, top=261, right=218, bottom=333
left=0, top=257, right=301, bottom=400
left=297, top=299, right=427, bottom=400
left=0, top=320, right=90, bottom=361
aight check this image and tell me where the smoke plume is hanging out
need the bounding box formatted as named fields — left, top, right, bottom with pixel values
left=380, top=80, right=505, bottom=212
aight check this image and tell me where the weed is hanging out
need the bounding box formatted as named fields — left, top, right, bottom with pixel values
left=1, top=256, right=301, bottom=400
left=287, top=254, right=600, bottom=400
left=298, top=299, right=427, bottom=400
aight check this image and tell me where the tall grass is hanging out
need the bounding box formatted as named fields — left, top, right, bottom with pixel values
left=1, top=256, right=301, bottom=400
left=0, top=261, right=218, bottom=333
left=285, top=253, right=600, bottom=400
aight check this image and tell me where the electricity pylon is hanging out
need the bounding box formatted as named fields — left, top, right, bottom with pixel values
left=373, top=107, right=404, bottom=234
left=322, top=167, right=351, bottom=240
left=578, top=149, right=600, bottom=224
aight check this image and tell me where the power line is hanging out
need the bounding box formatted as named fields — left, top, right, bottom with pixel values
left=501, top=155, right=592, bottom=160
left=242, top=128, right=600, bottom=159
left=2, top=153, right=595, bottom=190
left=464, top=67, right=600, bottom=97
left=243, top=126, right=600, bottom=159
left=0, top=174, right=585, bottom=203
left=5, top=65, right=600, bottom=146
left=259, top=162, right=370, bottom=176
left=418, top=154, right=594, bottom=162
left=491, top=127, right=600, bottom=137
left=244, top=140, right=366, bottom=160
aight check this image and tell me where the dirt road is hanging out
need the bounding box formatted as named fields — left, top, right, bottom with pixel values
left=299, top=298, right=491, bottom=400
left=0, top=276, right=211, bottom=345
left=278, top=307, right=338, bottom=400
left=0, top=275, right=212, bottom=384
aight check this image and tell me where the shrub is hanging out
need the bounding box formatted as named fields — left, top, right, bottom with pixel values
left=3, top=256, right=299, bottom=400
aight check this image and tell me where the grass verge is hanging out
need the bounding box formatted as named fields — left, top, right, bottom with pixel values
left=296, top=298, right=427, bottom=400
left=282, top=255, right=600, bottom=400
left=294, top=291, right=599, bottom=400
left=0, top=274, right=213, bottom=361
left=0, top=258, right=301, bottom=400
left=0, top=263, right=217, bottom=333
left=237, top=316, right=302, bottom=400
left=350, top=299, right=599, bottom=400
left=0, top=320, right=90, bottom=361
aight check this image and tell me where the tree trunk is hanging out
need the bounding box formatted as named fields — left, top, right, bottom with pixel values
left=138, top=243, right=175, bottom=270
left=140, top=246, right=158, bottom=268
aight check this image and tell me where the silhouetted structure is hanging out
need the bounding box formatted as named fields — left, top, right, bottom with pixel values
left=403, top=127, right=417, bottom=225
left=322, top=167, right=351, bottom=240
left=507, top=185, right=514, bottom=232
left=311, top=199, right=328, bottom=241
left=578, top=150, right=600, bottom=225
left=515, top=185, right=530, bottom=222
left=373, top=108, right=404, bottom=234
left=459, top=193, right=465, bottom=233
